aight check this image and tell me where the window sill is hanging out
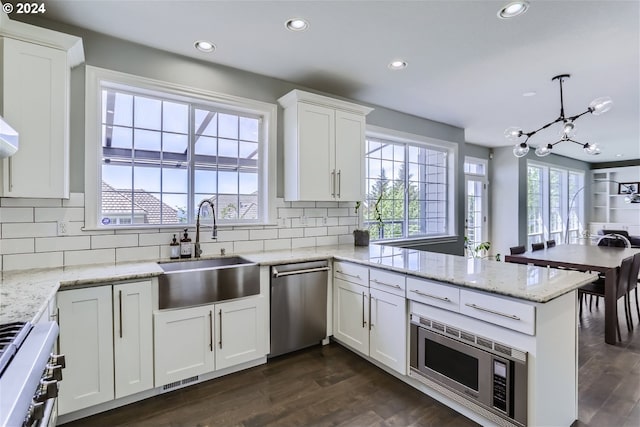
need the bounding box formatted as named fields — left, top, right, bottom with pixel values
left=374, top=235, right=459, bottom=248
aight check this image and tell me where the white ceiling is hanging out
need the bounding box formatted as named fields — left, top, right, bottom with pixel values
left=31, top=0, right=640, bottom=163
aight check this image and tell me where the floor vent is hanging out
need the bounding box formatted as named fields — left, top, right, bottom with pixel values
left=163, top=376, right=200, bottom=391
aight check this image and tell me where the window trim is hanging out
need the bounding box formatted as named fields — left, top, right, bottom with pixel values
left=365, top=125, right=458, bottom=243
left=84, top=66, right=277, bottom=230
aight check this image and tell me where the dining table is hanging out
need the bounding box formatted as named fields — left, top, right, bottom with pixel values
left=505, top=244, right=640, bottom=344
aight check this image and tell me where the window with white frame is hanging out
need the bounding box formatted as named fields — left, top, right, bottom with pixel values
left=464, top=157, right=488, bottom=254
left=527, top=162, right=584, bottom=247
left=364, top=129, right=456, bottom=241
left=85, top=67, right=276, bottom=228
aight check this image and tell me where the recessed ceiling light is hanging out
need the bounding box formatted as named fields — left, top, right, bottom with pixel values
left=194, top=40, right=216, bottom=53
left=498, top=1, right=529, bottom=19
left=522, top=91, right=537, bottom=97
left=388, top=60, right=408, bottom=70
left=616, top=154, right=623, bottom=157
left=285, top=18, right=309, bottom=31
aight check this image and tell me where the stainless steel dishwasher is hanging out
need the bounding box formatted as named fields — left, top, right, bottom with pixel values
left=270, top=260, right=329, bottom=357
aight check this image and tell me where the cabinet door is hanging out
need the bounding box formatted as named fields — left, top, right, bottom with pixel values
left=113, top=281, right=153, bottom=398
left=297, top=103, right=335, bottom=200
left=369, top=288, right=407, bottom=374
left=154, top=305, right=215, bottom=386
left=1, top=37, right=68, bottom=198
left=333, top=277, right=369, bottom=354
left=215, top=297, right=267, bottom=370
left=335, top=110, right=365, bottom=201
left=57, top=286, right=114, bottom=415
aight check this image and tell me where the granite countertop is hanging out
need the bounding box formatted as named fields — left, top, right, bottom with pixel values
left=0, top=244, right=597, bottom=325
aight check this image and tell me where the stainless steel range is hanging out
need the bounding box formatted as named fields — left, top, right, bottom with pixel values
left=0, top=320, right=64, bottom=427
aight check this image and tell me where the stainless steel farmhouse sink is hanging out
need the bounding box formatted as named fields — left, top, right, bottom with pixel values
left=158, top=256, right=260, bottom=309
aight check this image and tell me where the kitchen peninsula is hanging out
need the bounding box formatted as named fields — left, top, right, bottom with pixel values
left=0, top=244, right=596, bottom=427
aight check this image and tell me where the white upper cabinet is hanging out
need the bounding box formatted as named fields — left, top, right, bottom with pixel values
left=0, top=15, right=84, bottom=198
left=278, top=90, right=373, bottom=201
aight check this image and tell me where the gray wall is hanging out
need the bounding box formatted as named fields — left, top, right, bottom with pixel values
left=20, top=15, right=490, bottom=256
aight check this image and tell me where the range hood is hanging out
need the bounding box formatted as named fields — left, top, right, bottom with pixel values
left=0, top=115, right=19, bottom=158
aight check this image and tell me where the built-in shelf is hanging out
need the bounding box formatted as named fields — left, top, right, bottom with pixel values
left=590, top=166, right=640, bottom=231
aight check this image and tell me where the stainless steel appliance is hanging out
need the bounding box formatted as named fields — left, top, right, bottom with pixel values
left=410, top=314, right=527, bottom=427
left=270, top=260, right=329, bottom=357
left=0, top=321, right=64, bottom=427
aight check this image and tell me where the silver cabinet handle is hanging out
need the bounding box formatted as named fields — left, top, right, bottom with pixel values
left=118, top=290, right=123, bottom=338
left=336, top=270, right=361, bottom=280
left=337, top=170, right=341, bottom=198
left=411, top=289, right=451, bottom=302
left=371, top=279, right=402, bottom=290
left=218, top=309, right=223, bottom=349
left=369, top=295, right=373, bottom=331
left=8, top=158, right=13, bottom=191
left=331, top=170, right=336, bottom=197
left=464, top=303, right=521, bottom=320
left=209, top=310, right=213, bottom=352
left=362, top=292, right=366, bottom=328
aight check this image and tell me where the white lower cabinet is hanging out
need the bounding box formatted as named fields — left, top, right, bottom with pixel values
left=154, top=296, right=266, bottom=386
left=369, top=288, right=406, bottom=374
left=113, top=282, right=154, bottom=398
left=333, top=277, right=369, bottom=354
left=57, top=281, right=153, bottom=415
left=58, top=286, right=113, bottom=415
left=333, top=265, right=407, bottom=375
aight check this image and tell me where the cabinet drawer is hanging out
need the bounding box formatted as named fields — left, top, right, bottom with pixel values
left=370, top=268, right=405, bottom=297
left=334, top=261, right=368, bottom=286
left=460, top=290, right=535, bottom=335
left=406, top=277, right=460, bottom=312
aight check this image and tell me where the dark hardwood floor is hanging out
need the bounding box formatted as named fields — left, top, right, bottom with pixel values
left=64, top=297, right=640, bottom=427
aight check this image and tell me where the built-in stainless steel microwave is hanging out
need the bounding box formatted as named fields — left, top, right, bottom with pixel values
left=410, top=314, right=528, bottom=427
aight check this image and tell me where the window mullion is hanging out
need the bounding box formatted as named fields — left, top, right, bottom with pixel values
left=188, top=105, right=195, bottom=223
left=403, top=144, right=409, bottom=238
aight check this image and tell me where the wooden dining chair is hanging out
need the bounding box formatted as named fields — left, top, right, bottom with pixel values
left=579, top=255, right=634, bottom=341
left=531, top=242, right=545, bottom=251
left=625, top=253, right=640, bottom=329
left=546, top=239, right=556, bottom=248
left=510, top=245, right=526, bottom=255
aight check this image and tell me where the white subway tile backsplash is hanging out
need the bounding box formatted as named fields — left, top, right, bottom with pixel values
left=339, top=234, right=355, bottom=245
left=249, top=229, right=278, bottom=240
left=0, top=238, right=35, bottom=255
left=278, top=228, right=304, bottom=239
left=216, top=229, right=249, bottom=242
left=304, top=227, right=328, bottom=237
left=265, top=238, right=291, bottom=251
left=2, top=222, right=57, bottom=238
left=3, top=252, right=63, bottom=271
left=36, top=236, right=91, bottom=252
left=34, top=207, right=84, bottom=222
left=0, top=198, right=62, bottom=208
left=64, top=248, right=116, bottom=266
left=0, top=192, right=356, bottom=271
left=291, top=237, right=316, bottom=249
left=316, top=236, right=339, bottom=246
left=0, top=208, right=34, bottom=223
left=91, top=234, right=139, bottom=249
left=234, top=240, right=264, bottom=253
left=116, top=246, right=160, bottom=263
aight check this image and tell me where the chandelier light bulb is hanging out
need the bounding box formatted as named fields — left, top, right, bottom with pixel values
left=589, top=97, right=613, bottom=115
left=561, top=121, right=576, bottom=138
left=535, top=144, right=553, bottom=157
left=583, top=143, right=600, bottom=155
left=504, top=126, right=523, bottom=141
left=513, top=142, right=529, bottom=157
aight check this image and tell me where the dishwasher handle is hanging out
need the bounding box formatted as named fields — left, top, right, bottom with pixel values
left=272, top=266, right=330, bottom=278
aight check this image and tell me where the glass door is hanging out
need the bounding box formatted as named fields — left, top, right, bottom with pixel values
left=465, top=176, right=487, bottom=256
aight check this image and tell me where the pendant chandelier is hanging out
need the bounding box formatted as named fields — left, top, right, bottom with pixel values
left=506, top=74, right=613, bottom=158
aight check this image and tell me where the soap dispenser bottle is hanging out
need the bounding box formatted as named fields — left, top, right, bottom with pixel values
left=180, top=229, right=192, bottom=258
left=170, top=234, right=180, bottom=259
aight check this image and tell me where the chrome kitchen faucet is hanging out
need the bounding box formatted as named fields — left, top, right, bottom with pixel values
left=195, top=198, right=217, bottom=258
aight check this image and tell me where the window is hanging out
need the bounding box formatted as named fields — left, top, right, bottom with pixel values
left=364, top=127, right=456, bottom=241
left=526, top=162, right=584, bottom=247
left=464, top=157, right=488, bottom=253
left=85, top=67, right=276, bottom=228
